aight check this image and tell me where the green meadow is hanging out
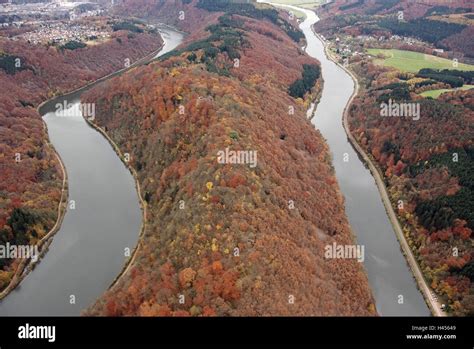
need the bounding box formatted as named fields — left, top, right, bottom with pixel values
left=264, top=0, right=323, bottom=19
left=420, top=85, right=474, bottom=98
left=367, top=48, right=474, bottom=73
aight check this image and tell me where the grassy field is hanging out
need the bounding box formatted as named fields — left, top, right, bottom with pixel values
left=428, top=13, right=474, bottom=26
left=367, top=48, right=474, bottom=73
left=269, top=5, right=306, bottom=19
left=268, top=0, right=322, bottom=9
left=264, top=0, right=323, bottom=19
left=420, top=85, right=474, bottom=98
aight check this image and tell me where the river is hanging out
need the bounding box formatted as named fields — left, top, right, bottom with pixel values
left=1, top=7, right=429, bottom=316
left=275, top=3, right=430, bottom=316
left=0, top=27, right=184, bottom=316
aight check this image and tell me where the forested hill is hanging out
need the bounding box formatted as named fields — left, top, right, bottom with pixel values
left=317, top=0, right=474, bottom=59
left=0, top=17, right=163, bottom=292
left=83, top=0, right=376, bottom=316
left=314, top=0, right=474, bottom=315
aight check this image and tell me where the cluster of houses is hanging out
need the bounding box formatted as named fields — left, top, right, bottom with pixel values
left=0, top=1, right=104, bottom=28
left=0, top=1, right=109, bottom=45
left=16, top=21, right=109, bottom=45
left=329, top=33, right=429, bottom=60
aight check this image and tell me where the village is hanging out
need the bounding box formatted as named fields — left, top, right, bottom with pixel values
left=323, top=32, right=440, bottom=65
left=0, top=1, right=108, bottom=45
left=15, top=21, right=109, bottom=45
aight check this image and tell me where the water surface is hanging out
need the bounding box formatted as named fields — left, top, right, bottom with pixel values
left=0, top=27, right=184, bottom=316
left=283, top=4, right=429, bottom=316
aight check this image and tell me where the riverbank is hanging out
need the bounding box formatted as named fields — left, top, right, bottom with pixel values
left=311, top=26, right=444, bottom=317
left=0, top=39, right=166, bottom=302
left=82, top=118, right=148, bottom=293
left=0, top=122, right=69, bottom=301
left=38, top=41, right=166, bottom=115
left=83, top=28, right=186, bottom=296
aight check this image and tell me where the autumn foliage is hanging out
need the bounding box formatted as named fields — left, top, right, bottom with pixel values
left=82, top=3, right=375, bottom=316
left=317, top=0, right=474, bottom=59
left=315, top=0, right=474, bottom=315
left=347, top=43, right=473, bottom=317
left=0, top=17, right=163, bottom=290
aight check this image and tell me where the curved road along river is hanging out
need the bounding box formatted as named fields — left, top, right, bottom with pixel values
left=274, top=3, right=431, bottom=315
left=0, top=27, right=183, bottom=316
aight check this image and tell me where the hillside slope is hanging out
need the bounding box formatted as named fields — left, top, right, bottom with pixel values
left=82, top=1, right=376, bottom=316
left=314, top=0, right=474, bottom=315
left=317, top=0, right=474, bottom=60
left=0, top=17, right=163, bottom=291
